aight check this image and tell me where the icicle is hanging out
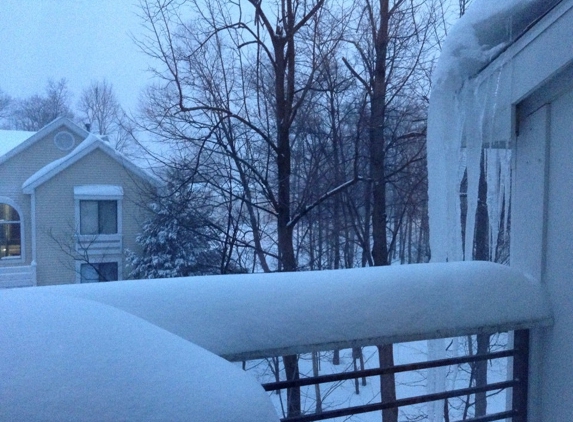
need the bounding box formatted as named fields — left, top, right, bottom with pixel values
left=463, top=80, right=487, bottom=260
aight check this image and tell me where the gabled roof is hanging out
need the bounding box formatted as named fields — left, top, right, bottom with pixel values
left=22, top=133, right=161, bottom=194
left=0, top=117, right=89, bottom=166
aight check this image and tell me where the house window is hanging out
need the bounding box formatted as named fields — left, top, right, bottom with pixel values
left=80, top=200, right=118, bottom=235
left=74, top=186, right=123, bottom=266
left=80, top=262, right=118, bottom=282
left=0, top=203, right=21, bottom=258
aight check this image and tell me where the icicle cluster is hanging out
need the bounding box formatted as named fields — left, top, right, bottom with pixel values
left=424, top=2, right=547, bottom=420
left=427, top=0, right=541, bottom=263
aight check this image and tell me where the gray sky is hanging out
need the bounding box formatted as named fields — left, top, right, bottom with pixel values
left=0, top=0, right=151, bottom=113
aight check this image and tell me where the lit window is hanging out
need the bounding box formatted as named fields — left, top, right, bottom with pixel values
left=80, top=200, right=118, bottom=235
left=80, top=262, right=118, bottom=282
left=0, top=204, right=21, bottom=258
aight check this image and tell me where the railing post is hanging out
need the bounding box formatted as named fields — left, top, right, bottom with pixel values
left=512, top=330, right=529, bottom=422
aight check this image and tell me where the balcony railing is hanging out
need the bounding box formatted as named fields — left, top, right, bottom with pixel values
left=75, top=233, right=122, bottom=255
left=0, top=261, right=552, bottom=421
left=259, top=330, right=529, bottom=421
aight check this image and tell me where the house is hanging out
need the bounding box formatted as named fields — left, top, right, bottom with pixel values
left=0, top=117, right=159, bottom=288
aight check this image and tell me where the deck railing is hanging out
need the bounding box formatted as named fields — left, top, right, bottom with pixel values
left=259, top=330, right=530, bottom=422
left=10, top=261, right=552, bottom=421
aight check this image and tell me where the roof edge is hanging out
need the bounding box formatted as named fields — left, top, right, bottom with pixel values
left=0, top=117, right=89, bottom=166
left=22, top=136, right=161, bottom=194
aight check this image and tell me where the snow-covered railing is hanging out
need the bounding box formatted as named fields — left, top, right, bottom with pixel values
left=43, top=261, right=552, bottom=359
left=0, top=262, right=552, bottom=421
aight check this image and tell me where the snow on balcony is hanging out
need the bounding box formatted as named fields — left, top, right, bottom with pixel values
left=31, top=261, right=551, bottom=360
left=0, top=261, right=552, bottom=421
left=0, top=289, right=279, bottom=422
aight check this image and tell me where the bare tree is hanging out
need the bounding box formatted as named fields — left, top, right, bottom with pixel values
left=134, top=0, right=370, bottom=416
left=9, top=79, right=74, bottom=130
left=77, top=79, right=136, bottom=153
left=342, top=0, right=440, bottom=420
left=77, top=79, right=121, bottom=135
left=0, top=89, right=11, bottom=126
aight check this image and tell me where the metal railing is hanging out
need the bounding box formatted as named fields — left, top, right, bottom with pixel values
left=261, top=331, right=529, bottom=422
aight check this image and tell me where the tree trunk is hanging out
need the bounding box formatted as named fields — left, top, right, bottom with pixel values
left=371, top=1, right=397, bottom=421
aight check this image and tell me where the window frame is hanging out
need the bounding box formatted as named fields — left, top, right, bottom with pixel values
left=79, top=199, right=118, bottom=235
left=0, top=198, right=25, bottom=262
left=74, top=185, right=123, bottom=239
left=76, top=259, right=122, bottom=283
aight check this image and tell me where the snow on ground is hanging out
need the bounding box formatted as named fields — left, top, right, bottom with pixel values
left=0, top=289, right=278, bottom=422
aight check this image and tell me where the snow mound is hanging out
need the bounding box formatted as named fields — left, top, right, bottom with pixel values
left=0, top=290, right=278, bottom=422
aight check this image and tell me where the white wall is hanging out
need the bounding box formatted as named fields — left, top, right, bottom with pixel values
left=444, top=2, right=573, bottom=419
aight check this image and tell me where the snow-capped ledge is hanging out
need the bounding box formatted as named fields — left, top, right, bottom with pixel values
left=28, top=261, right=552, bottom=361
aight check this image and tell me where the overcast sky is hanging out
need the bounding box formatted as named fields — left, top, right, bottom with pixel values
left=0, top=0, right=151, bottom=113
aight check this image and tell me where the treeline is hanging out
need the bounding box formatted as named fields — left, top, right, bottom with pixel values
left=0, top=79, right=132, bottom=151
left=129, top=1, right=452, bottom=418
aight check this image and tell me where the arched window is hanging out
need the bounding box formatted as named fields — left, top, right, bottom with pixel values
left=0, top=203, right=21, bottom=258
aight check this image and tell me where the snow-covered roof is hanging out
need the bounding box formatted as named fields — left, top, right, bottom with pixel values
left=433, top=0, right=563, bottom=92
left=427, top=0, right=565, bottom=263
left=0, top=117, right=88, bottom=166
left=34, top=261, right=552, bottom=360
left=0, top=130, right=36, bottom=157
left=22, top=133, right=161, bottom=193
left=0, top=288, right=278, bottom=422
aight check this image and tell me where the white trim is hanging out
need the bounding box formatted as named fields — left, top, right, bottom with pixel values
left=74, top=188, right=123, bottom=236
left=0, top=196, right=25, bottom=263
left=471, top=0, right=573, bottom=104
left=22, top=135, right=161, bottom=194
left=74, top=188, right=124, bottom=259
left=53, top=130, right=76, bottom=151
left=74, top=185, right=124, bottom=198
left=0, top=263, right=36, bottom=288
left=31, top=192, right=36, bottom=263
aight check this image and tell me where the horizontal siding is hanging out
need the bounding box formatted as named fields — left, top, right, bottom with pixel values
left=34, top=148, right=152, bottom=285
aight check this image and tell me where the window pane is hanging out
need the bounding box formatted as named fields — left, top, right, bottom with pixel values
left=0, top=204, right=19, bottom=222
left=98, top=262, right=118, bottom=282
left=80, top=201, right=99, bottom=234
left=80, top=262, right=118, bottom=282
left=98, top=201, right=117, bottom=234
left=80, top=264, right=99, bottom=283
left=0, top=205, right=21, bottom=257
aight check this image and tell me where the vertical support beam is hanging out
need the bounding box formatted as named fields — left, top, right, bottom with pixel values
left=512, top=330, right=530, bottom=422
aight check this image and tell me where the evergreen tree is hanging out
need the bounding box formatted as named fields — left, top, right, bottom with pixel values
left=128, top=168, right=241, bottom=278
